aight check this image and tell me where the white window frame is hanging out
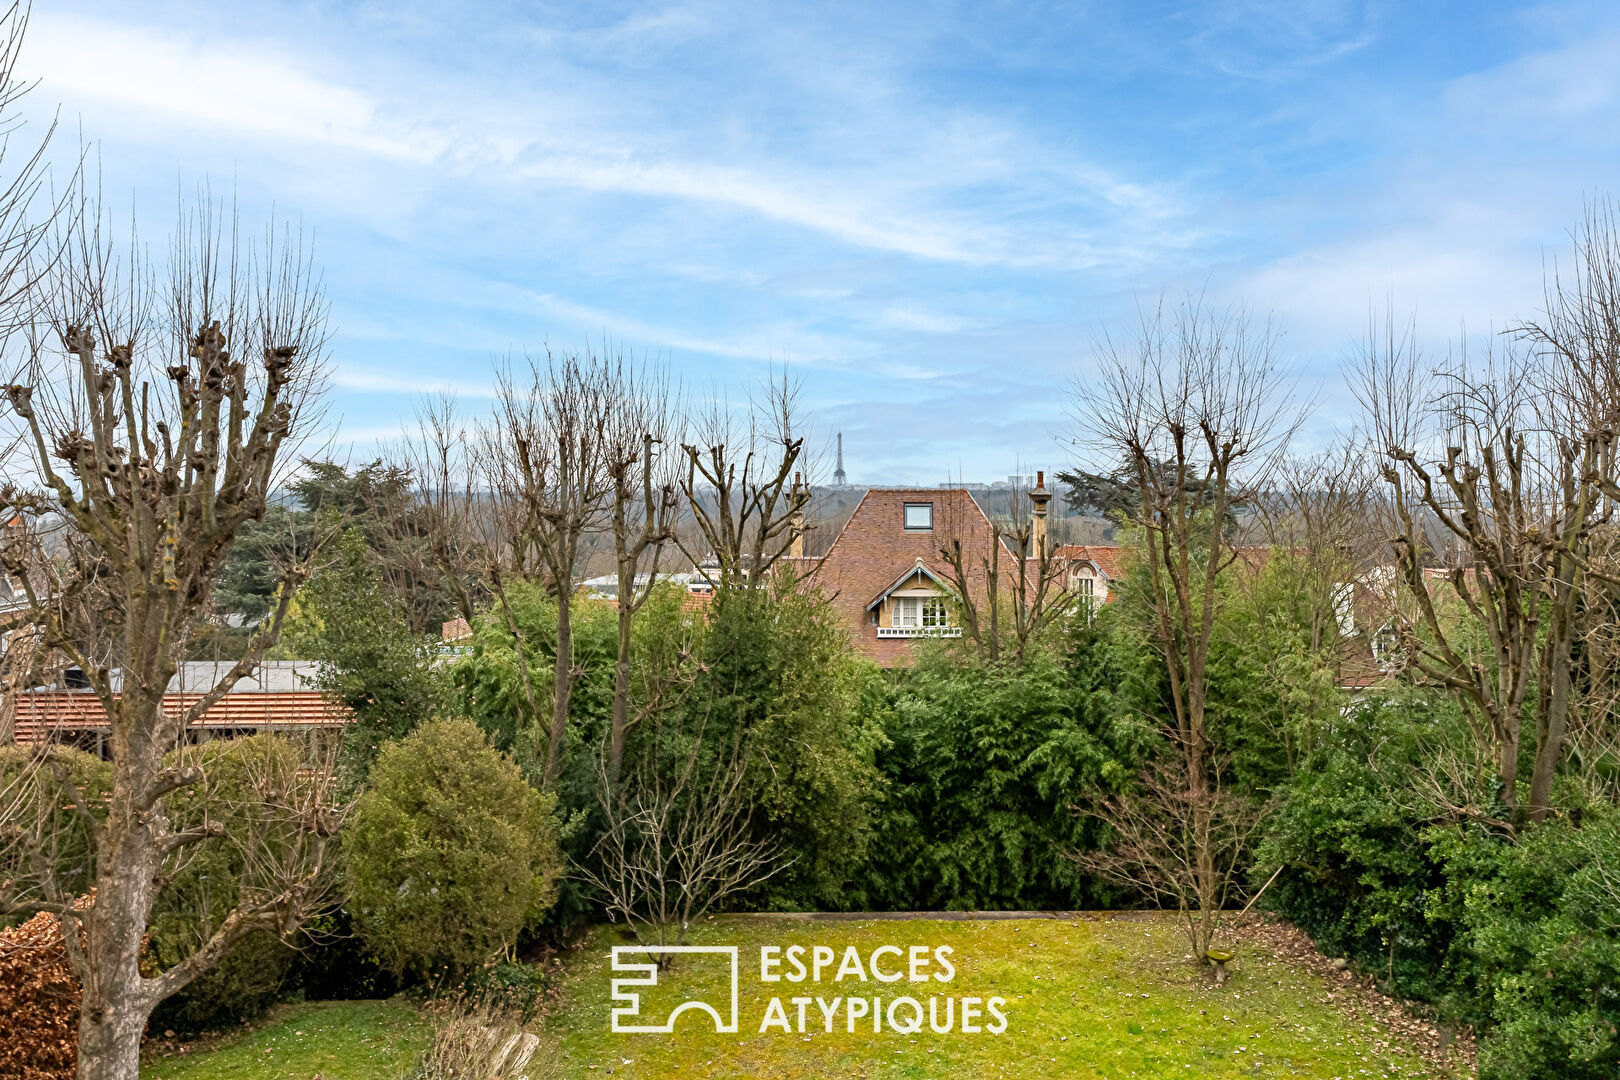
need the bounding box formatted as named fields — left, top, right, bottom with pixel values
left=892, top=596, right=921, bottom=628
left=922, top=597, right=949, bottom=628
left=903, top=502, right=933, bottom=531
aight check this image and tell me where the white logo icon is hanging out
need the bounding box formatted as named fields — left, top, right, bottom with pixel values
left=610, top=945, right=740, bottom=1034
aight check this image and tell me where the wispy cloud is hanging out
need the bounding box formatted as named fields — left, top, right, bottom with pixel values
left=23, top=0, right=1620, bottom=482
left=330, top=366, right=499, bottom=398
left=25, top=9, right=1186, bottom=271
left=517, top=289, right=873, bottom=370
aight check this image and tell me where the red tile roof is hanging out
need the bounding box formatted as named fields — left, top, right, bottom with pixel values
left=14, top=691, right=350, bottom=744
left=1052, top=544, right=1128, bottom=583
left=803, top=488, right=1005, bottom=665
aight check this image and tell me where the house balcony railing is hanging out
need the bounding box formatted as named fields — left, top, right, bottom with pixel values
left=877, top=626, right=963, bottom=639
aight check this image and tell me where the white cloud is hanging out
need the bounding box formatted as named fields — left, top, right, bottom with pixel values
left=876, top=306, right=977, bottom=335
left=26, top=13, right=432, bottom=160
left=517, top=289, right=869, bottom=369
left=21, top=10, right=1185, bottom=271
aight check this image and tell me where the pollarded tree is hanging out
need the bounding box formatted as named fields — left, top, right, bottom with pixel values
left=677, top=371, right=814, bottom=591
left=1352, top=312, right=1615, bottom=823
left=411, top=353, right=616, bottom=786
left=602, top=359, right=682, bottom=788
left=0, top=194, right=338, bottom=1080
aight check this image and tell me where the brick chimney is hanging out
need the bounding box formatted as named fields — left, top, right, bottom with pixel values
left=787, top=472, right=807, bottom=558
left=1029, top=470, right=1052, bottom=558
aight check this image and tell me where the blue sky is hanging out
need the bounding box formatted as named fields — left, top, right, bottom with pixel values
left=17, top=1, right=1620, bottom=483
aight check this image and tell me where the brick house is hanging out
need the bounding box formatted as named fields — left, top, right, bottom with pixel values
left=800, top=487, right=1011, bottom=666
left=1051, top=544, right=1127, bottom=606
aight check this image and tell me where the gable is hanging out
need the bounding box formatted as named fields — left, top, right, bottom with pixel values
left=865, top=563, right=952, bottom=611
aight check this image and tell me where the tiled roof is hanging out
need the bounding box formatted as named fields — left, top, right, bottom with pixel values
left=14, top=690, right=351, bottom=743
left=803, top=488, right=1003, bottom=665
left=1053, top=544, right=1127, bottom=581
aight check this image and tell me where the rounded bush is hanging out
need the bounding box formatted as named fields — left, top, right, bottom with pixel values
left=344, top=718, right=561, bottom=981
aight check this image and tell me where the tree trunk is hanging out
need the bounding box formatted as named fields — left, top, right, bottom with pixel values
left=1497, top=720, right=1520, bottom=813
left=546, top=599, right=573, bottom=782
left=76, top=982, right=151, bottom=1080
left=76, top=772, right=162, bottom=1080
left=608, top=602, right=633, bottom=788
left=1528, top=635, right=1573, bottom=821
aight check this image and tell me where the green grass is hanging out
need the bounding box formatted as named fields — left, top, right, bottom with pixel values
left=549, top=915, right=1463, bottom=1080
left=142, top=999, right=429, bottom=1080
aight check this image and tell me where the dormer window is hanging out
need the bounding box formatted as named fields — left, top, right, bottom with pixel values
left=892, top=596, right=949, bottom=629
left=903, top=502, right=933, bottom=531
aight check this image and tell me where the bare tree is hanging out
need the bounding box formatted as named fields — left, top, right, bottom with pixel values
left=1069, top=296, right=1303, bottom=960
left=404, top=395, right=501, bottom=637
left=1257, top=448, right=1379, bottom=648
left=0, top=192, right=338, bottom=1080
left=1351, top=314, right=1614, bottom=822
left=410, top=353, right=618, bottom=785
left=0, top=2, right=61, bottom=331
left=577, top=712, right=790, bottom=954
left=490, top=352, right=615, bottom=782
left=603, top=359, right=684, bottom=787
left=1572, top=526, right=1620, bottom=776
left=1518, top=200, right=1620, bottom=785
left=1074, top=747, right=1266, bottom=957
left=0, top=0, right=71, bottom=746
left=677, top=373, right=813, bottom=591
left=935, top=471, right=1075, bottom=665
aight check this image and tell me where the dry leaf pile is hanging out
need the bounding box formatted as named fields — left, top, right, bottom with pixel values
left=0, top=910, right=81, bottom=1080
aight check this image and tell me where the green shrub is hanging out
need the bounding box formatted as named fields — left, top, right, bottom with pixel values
left=1262, top=688, right=1620, bottom=1079
left=694, top=582, right=886, bottom=909
left=1256, top=689, right=1468, bottom=1000
left=862, top=619, right=1148, bottom=911
left=1429, top=809, right=1620, bottom=1080
left=285, top=907, right=402, bottom=1000
left=455, top=579, right=885, bottom=913
left=148, top=734, right=316, bottom=1033
left=345, top=719, right=562, bottom=982
left=0, top=745, right=111, bottom=913
left=149, top=930, right=295, bottom=1035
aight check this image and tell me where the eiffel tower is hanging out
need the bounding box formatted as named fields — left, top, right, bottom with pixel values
left=833, top=432, right=847, bottom=487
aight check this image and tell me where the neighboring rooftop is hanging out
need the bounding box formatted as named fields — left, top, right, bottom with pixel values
left=82, top=660, right=326, bottom=694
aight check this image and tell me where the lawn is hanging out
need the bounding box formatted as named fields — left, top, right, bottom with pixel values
left=549, top=914, right=1469, bottom=1080
left=141, top=914, right=1469, bottom=1080
left=142, top=999, right=430, bottom=1080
